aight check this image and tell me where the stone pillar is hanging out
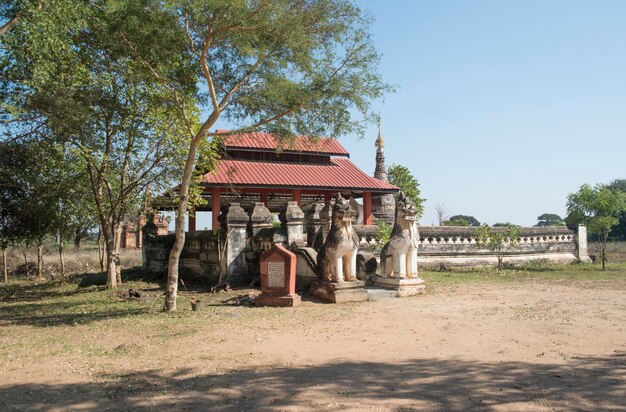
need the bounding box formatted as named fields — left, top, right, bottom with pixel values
left=280, top=201, right=305, bottom=249
left=225, top=203, right=250, bottom=284
left=372, top=193, right=396, bottom=225
left=211, top=188, right=221, bottom=231
left=349, top=197, right=364, bottom=225
left=249, top=202, right=273, bottom=236
left=577, top=225, right=592, bottom=263
left=362, top=192, right=373, bottom=225
left=305, top=202, right=324, bottom=247
left=188, top=209, right=196, bottom=232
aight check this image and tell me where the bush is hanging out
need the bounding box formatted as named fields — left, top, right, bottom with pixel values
left=375, top=221, right=392, bottom=245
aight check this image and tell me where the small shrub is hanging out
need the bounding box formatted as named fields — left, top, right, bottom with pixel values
left=375, top=220, right=392, bottom=245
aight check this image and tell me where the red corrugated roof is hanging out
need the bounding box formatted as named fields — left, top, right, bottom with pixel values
left=218, top=131, right=349, bottom=156
left=202, top=158, right=399, bottom=192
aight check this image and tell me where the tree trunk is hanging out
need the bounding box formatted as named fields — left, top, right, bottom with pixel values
left=2, top=248, right=7, bottom=284
left=105, top=232, right=118, bottom=288
left=22, top=249, right=29, bottom=277
left=99, top=238, right=105, bottom=272
left=37, top=244, right=43, bottom=278
left=601, top=234, right=607, bottom=271
left=113, top=221, right=123, bottom=285
left=59, top=241, right=65, bottom=277
left=100, top=223, right=117, bottom=288
left=74, top=224, right=83, bottom=251
left=97, top=229, right=105, bottom=272
left=165, top=139, right=204, bottom=311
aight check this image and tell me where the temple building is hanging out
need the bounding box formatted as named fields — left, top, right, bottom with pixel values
left=186, top=131, right=400, bottom=231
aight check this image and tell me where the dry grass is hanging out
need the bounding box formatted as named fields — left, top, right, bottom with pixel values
left=1, top=243, right=142, bottom=280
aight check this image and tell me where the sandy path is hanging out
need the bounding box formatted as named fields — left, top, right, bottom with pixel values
left=1, top=279, right=625, bottom=411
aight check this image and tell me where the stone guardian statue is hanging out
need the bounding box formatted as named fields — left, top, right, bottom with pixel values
left=375, top=192, right=426, bottom=297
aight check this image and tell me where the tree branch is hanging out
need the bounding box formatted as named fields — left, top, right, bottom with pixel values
left=218, top=53, right=269, bottom=111
left=200, top=31, right=220, bottom=112
left=0, top=15, right=19, bottom=36
left=183, top=14, right=199, bottom=57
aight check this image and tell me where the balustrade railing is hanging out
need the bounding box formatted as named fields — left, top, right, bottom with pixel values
left=353, top=225, right=575, bottom=247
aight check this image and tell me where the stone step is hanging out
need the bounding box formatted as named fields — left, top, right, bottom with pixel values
left=365, top=286, right=399, bottom=301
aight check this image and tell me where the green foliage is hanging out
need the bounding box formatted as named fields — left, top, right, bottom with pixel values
left=375, top=220, right=392, bottom=245
left=0, top=142, right=52, bottom=246
left=443, top=218, right=469, bottom=227
left=493, top=222, right=519, bottom=228
left=607, top=179, right=626, bottom=192
left=444, top=215, right=480, bottom=227
left=0, top=141, right=95, bottom=256
left=566, top=183, right=626, bottom=270
left=535, top=213, right=565, bottom=227
left=387, top=164, right=425, bottom=218
left=608, top=179, right=626, bottom=241
left=1, top=1, right=195, bottom=286
left=475, top=224, right=521, bottom=271
left=117, top=0, right=391, bottom=140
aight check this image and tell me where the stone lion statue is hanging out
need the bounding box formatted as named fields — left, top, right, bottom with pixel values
left=380, top=191, right=420, bottom=278
left=316, top=193, right=360, bottom=282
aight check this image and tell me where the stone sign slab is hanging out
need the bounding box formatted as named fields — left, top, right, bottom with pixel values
left=256, top=244, right=301, bottom=307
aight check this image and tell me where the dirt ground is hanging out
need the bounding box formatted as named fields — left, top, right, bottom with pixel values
left=1, top=278, right=625, bottom=411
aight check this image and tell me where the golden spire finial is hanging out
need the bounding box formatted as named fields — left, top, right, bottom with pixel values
left=375, top=117, right=384, bottom=148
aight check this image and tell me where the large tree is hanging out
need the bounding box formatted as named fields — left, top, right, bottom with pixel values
left=387, top=164, right=425, bottom=218
left=1, top=1, right=190, bottom=287
left=444, top=215, right=480, bottom=227
left=535, top=213, right=565, bottom=227
left=0, top=142, right=62, bottom=278
left=115, top=0, right=389, bottom=311
left=566, top=183, right=626, bottom=270
left=607, top=179, right=626, bottom=241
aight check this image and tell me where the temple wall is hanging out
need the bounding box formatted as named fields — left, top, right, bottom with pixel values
left=354, top=225, right=586, bottom=268
left=143, top=202, right=589, bottom=286
left=143, top=231, right=222, bottom=283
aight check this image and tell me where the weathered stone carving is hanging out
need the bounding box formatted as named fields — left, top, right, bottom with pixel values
left=380, top=192, right=420, bottom=278
left=225, top=203, right=250, bottom=284
left=249, top=202, right=273, bottom=237
left=305, top=202, right=324, bottom=247
left=316, top=193, right=360, bottom=282
left=279, top=201, right=305, bottom=248
left=313, top=199, right=334, bottom=250
left=349, top=197, right=364, bottom=225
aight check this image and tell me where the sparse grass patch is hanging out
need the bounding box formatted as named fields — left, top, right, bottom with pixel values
left=422, top=260, right=626, bottom=291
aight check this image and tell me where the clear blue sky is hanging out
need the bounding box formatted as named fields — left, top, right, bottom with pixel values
left=339, top=0, right=625, bottom=226
left=199, top=0, right=626, bottom=230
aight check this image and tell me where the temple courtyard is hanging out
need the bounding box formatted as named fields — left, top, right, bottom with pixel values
left=0, top=260, right=624, bottom=411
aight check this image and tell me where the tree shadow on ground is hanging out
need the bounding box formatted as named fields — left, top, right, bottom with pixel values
left=0, top=354, right=623, bottom=411
left=0, top=268, right=165, bottom=327
left=0, top=298, right=155, bottom=327
left=0, top=267, right=164, bottom=304
left=76, top=267, right=164, bottom=289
